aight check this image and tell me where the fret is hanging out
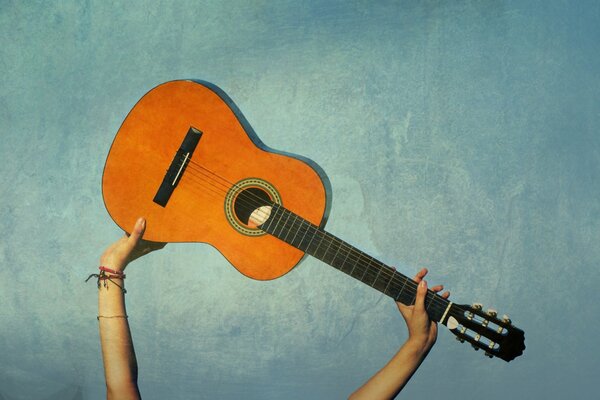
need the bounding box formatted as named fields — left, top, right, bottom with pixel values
left=359, top=255, right=375, bottom=281
left=351, top=253, right=370, bottom=281
left=282, top=213, right=298, bottom=243
left=289, top=217, right=306, bottom=248
left=386, top=276, right=408, bottom=301
left=306, top=229, right=322, bottom=255
left=311, top=231, right=328, bottom=259
left=330, top=245, right=347, bottom=270
left=323, top=237, right=345, bottom=267
left=370, top=265, right=384, bottom=289
left=265, top=205, right=282, bottom=235
left=425, top=292, right=433, bottom=311
left=337, top=246, right=353, bottom=273
left=361, top=263, right=380, bottom=287
left=297, top=221, right=316, bottom=251
left=274, top=209, right=292, bottom=238
left=372, top=266, right=394, bottom=293
left=381, top=270, right=395, bottom=295
left=292, top=219, right=309, bottom=249
left=320, top=234, right=335, bottom=263
left=396, top=287, right=415, bottom=305
left=261, top=204, right=278, bottom=232
left=396, top=276, right=411, bottom=302
left=303, top=223, right=318, bottom=252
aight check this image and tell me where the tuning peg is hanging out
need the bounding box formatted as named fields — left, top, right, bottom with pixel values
left=472, top=303, right=483, bottom=310
left=481, top=319, right=489, bottom=328
left=485, top=351, right=494, bottom=358
left=472, top=344, right=479, bottom=351
left=502, top=314, right=511, bottom=324
left=486, top=308, right=497, bottom=317
left=456, top=336, right=465, bottom=343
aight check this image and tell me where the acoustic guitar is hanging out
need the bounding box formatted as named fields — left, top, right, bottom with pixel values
left=102, top=80, right=525, bottom=362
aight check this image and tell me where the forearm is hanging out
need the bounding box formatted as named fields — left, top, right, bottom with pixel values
left=348, top=338, right=432, bottom=400
left=98, top=278, right=141, bottom=400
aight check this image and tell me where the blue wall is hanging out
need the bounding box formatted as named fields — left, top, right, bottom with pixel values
left=1, top=1, right=598, bottom=399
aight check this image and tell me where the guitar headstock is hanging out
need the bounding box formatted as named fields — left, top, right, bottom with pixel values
left=444, top=302, right=525, bottom=362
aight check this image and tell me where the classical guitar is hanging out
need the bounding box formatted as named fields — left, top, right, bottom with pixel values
left=102, top=80, right=525, bottom=362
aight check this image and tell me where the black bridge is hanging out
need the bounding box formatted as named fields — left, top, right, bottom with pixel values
left=153, top=126, right=202, bottom=207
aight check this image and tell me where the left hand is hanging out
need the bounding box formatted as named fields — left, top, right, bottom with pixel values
left=100, top=217, right=166, bottom=272
left=396, top=268, right=450, bottom=350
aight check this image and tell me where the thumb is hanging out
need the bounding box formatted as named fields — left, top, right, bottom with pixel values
left=126, top=218, right=146, bottom=248
left=414, top=280, right=427, bottom=312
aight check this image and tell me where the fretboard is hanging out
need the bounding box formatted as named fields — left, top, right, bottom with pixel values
left=260, top=204, right=451, bottom=323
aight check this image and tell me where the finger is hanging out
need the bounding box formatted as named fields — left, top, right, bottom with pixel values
left=414, top=280, right=427, bottom=312
left=441, top=290, right=450, bottom=299
left=430, top=284, right=444, bottom=293
left=126, top=218, right=146, bottom=249
left=414, top=268, right=428, bottom=282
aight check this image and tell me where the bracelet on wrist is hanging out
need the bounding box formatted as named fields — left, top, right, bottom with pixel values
left=85, top=266, right=127, bottom=293
left=97, top=315, right=128, bottom=320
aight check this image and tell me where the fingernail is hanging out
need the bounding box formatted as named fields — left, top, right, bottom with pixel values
left=420, top=280, right=426, bottom=288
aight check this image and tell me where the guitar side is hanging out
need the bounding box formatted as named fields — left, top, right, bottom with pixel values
left=102, top=80, right=331, bottom=280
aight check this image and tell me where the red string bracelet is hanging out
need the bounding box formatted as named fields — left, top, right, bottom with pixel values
left=99, top=266, right=125, bottom=276
left=85, top=267, right=127, bottom=293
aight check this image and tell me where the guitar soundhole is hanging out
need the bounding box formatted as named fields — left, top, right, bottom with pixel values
left=234, top=187, right=272, bottom=226
left=224, top=178, right=281, bottom=236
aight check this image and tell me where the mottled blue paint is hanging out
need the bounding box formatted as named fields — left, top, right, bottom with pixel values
left=1, top=1, right=599, bottom=399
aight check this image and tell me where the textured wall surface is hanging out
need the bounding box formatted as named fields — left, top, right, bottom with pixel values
left=1, top=1, right=599, bottom=399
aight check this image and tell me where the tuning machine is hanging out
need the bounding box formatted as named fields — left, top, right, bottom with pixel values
left=486, top=308, right=497, bottom=317
left=502, top=314, right=511, bottom=324
left=472, top=302, right=483, bottom=310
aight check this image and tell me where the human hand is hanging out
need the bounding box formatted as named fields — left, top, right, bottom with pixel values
left=396, top=268, right=450, bottom=351
left=100, top=217, right=166, bottom=272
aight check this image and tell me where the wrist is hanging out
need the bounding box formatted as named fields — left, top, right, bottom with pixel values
left=405, top=336, right=435, bottom=355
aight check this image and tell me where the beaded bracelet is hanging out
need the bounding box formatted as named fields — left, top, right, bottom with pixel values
left=85, top=267, right=127, bottom=294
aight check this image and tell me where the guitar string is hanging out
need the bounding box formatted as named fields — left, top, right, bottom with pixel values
left=178, top=158, right=481, bottom=322
left=179, top=161, right=433, bottom=293
left=173, top=164, right=456, bottom=318
left=158, top=156, right=505, bottom=349
left=174, top=158, right=459, bottom=317
left=177, top=157, right=471, bottom=318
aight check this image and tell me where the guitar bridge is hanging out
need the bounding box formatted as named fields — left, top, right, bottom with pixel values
left=153, top=126, right=202, bottom=207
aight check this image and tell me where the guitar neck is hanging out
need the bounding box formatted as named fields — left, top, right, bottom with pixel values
left=260, top=204, right=452, bottom=324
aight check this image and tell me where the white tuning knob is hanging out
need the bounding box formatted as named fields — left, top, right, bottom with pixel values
left=486, top=309, right=497, bottom=317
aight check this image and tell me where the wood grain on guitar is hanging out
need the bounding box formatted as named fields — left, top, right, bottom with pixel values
left=102, top=80, right=525, bottom=362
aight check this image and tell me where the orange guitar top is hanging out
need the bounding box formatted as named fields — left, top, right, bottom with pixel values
left=102, top=80, right=330, bottom=280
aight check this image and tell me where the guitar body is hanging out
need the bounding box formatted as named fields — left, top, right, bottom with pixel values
left=102, top=80, right=330, bottom=280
